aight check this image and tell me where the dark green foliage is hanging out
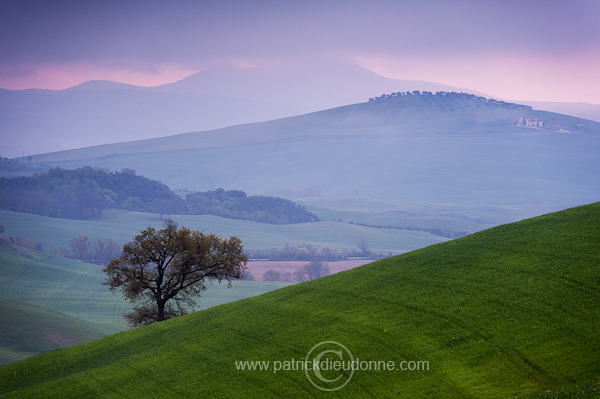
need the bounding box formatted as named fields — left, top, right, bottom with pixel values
left=104, top=220, right=248, bottom=327
left=0, top=168, right=318, bottom=224
left=368, top=91, right=530, bottom=111
left=0, top=167, right=178, bottom=219
left=185, top=188, right=318, bottom=224
left=0, top=156, right=45, bottom=176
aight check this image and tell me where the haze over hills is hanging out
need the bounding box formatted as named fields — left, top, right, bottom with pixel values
left=521, top=100, right=600, bottom=123
left=25, top=92, right=600, bottom=228
left=2, top=60, right=598, bottom=159
left=0, top=60, right=506, bottom=159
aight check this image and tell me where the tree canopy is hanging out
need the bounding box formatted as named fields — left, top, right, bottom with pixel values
left=368, top=91, right=530, bottom=111
left=0, top=167, right=318, bottom=223
left=103, top=220, right=247, bottom=327
left=0, top=166, right=178, bottom=219
left=185, top=188, right=318, bottom=224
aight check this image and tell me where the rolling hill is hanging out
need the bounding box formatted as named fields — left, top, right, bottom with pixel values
left=0, top=208, right=449, bottom=256
left=1, top=202, right=598, bottom=397
left=522, top=100, right=600, bottom=123
left=25, top=92, right=600, bottom=229
left=0, top=239, right=291, bottom=344
left=0, top=297, right=116, bottom=365
left=0, top=60, right=474, bottom=159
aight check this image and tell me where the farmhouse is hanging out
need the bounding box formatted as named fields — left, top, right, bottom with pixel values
left=516, top=116, right=543, bottom=128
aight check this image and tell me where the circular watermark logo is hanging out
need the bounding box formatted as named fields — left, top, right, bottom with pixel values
left=304, top=341, right=354, bottom=391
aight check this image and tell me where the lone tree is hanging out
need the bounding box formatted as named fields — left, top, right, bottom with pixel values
left=103, top=220, right=247, bottom=327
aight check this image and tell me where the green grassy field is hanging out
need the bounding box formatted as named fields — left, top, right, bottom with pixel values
left=1, top=202, right=598, bottom=397
left=300, top=196, right=540, bottom=237
left=0, top=240, right=291, bottom=357
left=0, top=208, right=448, bottom=254
left=0, top=297, right=117, bottom=365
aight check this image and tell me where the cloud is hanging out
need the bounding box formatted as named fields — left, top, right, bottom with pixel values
left=0, top=61, right=199, bottom=90
left=4, top=1, right=598, bottom=63
left=1, top=0, right=599, bottom=101
left=355, top=50, right=600, bottom=103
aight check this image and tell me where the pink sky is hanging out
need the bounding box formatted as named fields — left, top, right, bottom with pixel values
left=0, top=62, right=200, bottom=91
left=1, top=0, right=599, bottom=103
left=355, top=51, right=600, bottom=103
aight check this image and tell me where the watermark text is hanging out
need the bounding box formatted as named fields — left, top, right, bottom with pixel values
left=234, top=341, right=429, bottom=391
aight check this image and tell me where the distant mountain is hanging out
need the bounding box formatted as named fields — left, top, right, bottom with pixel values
left=27, top=92, right=600, bottom=226
left=63, top=80, right=142, bottom=92
left=0, top=60, right=480, bottom=158
left=155, top=61, right=479, bottom=108
left=27, top=92, right=536, bottom=161
left=0, top=83, right=293, bottom=158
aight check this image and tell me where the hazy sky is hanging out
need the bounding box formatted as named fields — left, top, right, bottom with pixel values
left=1, top=0, right=599, bottom=103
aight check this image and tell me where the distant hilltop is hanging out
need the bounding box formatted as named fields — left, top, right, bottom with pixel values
left=369, top=91, right=530, bottom=111
left=368, top=91, right=592, bottom=133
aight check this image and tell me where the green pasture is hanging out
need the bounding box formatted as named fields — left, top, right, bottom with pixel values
left=0, top=241, right=291, bottom=359
left=1, top=202, right=598, bottom=397
left=0, top=297, right=116, bottom=365
left=0, top=209, right=447, bottom=254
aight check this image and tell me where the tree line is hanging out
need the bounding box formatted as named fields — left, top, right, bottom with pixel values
left=262, top=259, right=331, bottom=282
left=246, top=241, right=386, bottom=261
left=0, top=167, right=318, bottom=224
left=1, top=232, right=122, bottom=265
left=184, top=188, right=318, bottom=224
left=368, top=91, right=530, bottom=111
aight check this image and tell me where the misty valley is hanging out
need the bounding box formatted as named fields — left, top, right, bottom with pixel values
left=3, top=1, right=600, bottom=396
left=1, top=91, right=599, bottom=398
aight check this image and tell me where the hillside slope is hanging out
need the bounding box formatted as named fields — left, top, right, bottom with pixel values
left=0, top=209, right=449, bottom=255
left=26, top=93, right=600, bottom=229
left=0, top=61, right=472, bottom=158
left=1, top=202, right=598, bottom=398
left=0, top=298, right=116, bottom=365
left=0, top=240, right=292, bottom=331
left=0, top=241, right=131, bottom=330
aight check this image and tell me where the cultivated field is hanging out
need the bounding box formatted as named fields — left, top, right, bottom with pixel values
left=0, top=242, right=292, bottom=328
left=2, top=202, right=597, bottom=397
left=0, top=297, right=116, bottom=365
left=0, top=209, right=448, bottom=254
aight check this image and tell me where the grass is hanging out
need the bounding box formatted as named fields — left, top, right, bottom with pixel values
left=299, top=195, right=543, bottom=225
left=0, top=241, right=129, bottom=330
left=0, top=297, right=116, bottom=365
left=0, top=208, right=448, bottom=254
left=0, top=202, right=598, bottom=397
left=0, top=240, right=291, bottom=331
